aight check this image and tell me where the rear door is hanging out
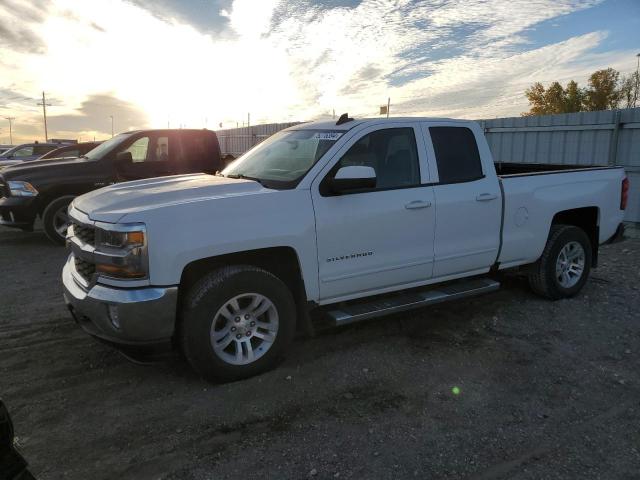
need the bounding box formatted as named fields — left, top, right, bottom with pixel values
left=175, top=131, right=222, bottom=174
left=422, top=125, right=501, bottom=277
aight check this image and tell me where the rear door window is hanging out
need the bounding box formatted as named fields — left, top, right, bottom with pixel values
left=11, top=146, right=34, bottom=158
left=34, top=145, right=58, bottom=155
left=429, top=127, right=483, bottom=183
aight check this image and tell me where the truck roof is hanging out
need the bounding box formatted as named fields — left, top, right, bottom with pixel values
left=123, top=128, right=216, bottom=135
left=287, top=117, right=475, bottom=132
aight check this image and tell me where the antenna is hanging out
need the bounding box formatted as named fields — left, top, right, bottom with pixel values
left=336, top=113, right=354, bottom=126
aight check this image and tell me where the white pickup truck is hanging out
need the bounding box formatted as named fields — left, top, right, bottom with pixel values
left=63, top=116, right=628, bottom=381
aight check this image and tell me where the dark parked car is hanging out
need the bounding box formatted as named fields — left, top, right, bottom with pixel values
left=0, top=142, right=69, bottom=164
left=38, top=141, right=102, bottom=160
left=0, top=129, right=223, bottom=245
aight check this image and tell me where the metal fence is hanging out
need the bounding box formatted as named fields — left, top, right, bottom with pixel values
left=480, top=108, right=640, bottom=222
left=215, top=108, right=640, bottom=222
left=216, top=122, right=302, bottom=157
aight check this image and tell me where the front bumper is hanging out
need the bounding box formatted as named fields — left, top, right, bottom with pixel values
left=62, top=255, right=178, bottom=349
left=0, top=196, right=37, bottom=229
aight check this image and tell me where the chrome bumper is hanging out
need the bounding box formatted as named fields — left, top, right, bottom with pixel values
left=62, top=255, right=178, bottom=346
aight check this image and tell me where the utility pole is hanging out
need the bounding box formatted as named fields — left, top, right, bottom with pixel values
left=386, top=97, right=390, bottom=118
left=4, top=116, right=15, bottom=144
left=109, top=115, right=114, bottom=137
left=37, top=91, right=51, bottom=142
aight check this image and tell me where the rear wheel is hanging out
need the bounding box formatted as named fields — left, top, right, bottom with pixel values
left=528, top=225, right=592, bottom=300
left=42, top=196, right=74, bottom=246
left=180, top=265, right=296, bottom=382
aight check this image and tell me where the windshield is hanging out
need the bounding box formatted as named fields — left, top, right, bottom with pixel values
left=221, top=129, right=343, bottom=188
left=84, top=133, right=132, bottom=160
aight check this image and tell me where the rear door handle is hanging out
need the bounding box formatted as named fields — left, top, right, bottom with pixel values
left=476, top=193, right=498, bottom=202
left=405, top=200, right=432, bottom=210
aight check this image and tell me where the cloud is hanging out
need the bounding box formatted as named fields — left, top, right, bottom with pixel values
left=124, top=0, right=234, bottom=34
left=0, top=0, right=635, bottom=143
left=49, top=93, right=149, bottom=136
left=0, top=0, right=51, bottom=53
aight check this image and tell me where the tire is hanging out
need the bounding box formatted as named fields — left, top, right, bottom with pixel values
left=528, top=224, right=592, bottom=300
left=42, top=196, right=75, bottom=246
left=180, top=265, right=297, bottom=382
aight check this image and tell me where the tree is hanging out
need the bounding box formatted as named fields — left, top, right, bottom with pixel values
left=583, top=68, right=620, bottom=111
left=564, top=80, right=583, bottom=112
left=523, top=80, right=584, bottom=116
left=619, top=71, right=639, bottom=108
left=524, top=82, right=548, bottom=116
left=523, top=67, right=636, bottom=116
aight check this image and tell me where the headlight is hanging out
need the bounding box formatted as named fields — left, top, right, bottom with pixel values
left=8, top=181, right=38, bottom=197
left=94, top=224, right=147, bottom=279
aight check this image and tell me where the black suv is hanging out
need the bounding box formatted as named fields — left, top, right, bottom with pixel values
left=0, top=129, right=223, bottom=245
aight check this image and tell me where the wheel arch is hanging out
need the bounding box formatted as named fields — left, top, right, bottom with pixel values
left=178, top=245, right=308, bottom=317
left=551, top=206, right=599, bottom=266
left=37, top=191, right=78, bottom=217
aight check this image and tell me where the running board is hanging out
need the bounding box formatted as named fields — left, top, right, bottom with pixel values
left=326, top=278, right=500, bottom=326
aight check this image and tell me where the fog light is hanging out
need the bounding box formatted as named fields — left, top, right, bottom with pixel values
left=107, top=304, right=121, bottom=329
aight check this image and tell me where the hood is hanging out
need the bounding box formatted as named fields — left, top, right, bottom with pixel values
left=0, top=156, right=85, bottom=178
left=74, top=173, right=264, bottom=223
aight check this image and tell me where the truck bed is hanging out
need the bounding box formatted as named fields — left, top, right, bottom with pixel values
left=495, top=162, right=618, bottom=177
left=496, top=164, right=626, bottom=270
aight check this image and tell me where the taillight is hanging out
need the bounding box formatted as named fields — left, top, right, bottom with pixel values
left=621, top=177, right=629, bottom=210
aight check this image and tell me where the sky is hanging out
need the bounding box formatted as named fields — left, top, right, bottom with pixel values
left=0, top=0, right=638, bottom=144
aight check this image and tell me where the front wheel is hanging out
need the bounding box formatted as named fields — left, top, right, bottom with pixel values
left=528, top=225, right=592, bottom=300
left=180, top=265, right=297, bottom=382
left=42, top=196, right=75, bottom=246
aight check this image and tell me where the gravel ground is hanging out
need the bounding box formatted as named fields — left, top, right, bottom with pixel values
left=1, top=224, right=639, bottom=480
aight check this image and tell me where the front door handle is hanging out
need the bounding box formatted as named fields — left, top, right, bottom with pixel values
left=405, top=200, right=432, bottom=210
left=476, top=193, right=498, bottom=202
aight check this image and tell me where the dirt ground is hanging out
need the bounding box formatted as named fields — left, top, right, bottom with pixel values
left=1, top=224, right=639, bottom=480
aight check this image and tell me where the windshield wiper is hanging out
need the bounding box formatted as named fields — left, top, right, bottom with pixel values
left=225, top=173, right=266, bottom=186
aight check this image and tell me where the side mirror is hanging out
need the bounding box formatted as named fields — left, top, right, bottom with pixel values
left=115, top=151, right=133, bottom=166
left=331, top=166, right=376, bottom=193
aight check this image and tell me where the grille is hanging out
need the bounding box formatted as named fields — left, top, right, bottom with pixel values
left=72, top=222, right=95, bottom=246
left=74, top=256, right=95, bottom=283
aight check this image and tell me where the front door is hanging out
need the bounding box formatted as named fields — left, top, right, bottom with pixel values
left=115, top=133, right=175, bottom=181
left=311, top=123, right=436, bottom=302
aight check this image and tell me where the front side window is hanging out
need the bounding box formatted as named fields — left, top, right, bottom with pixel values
left=125, top=137, right=150, bottom=163
left=333, top=127, right=420, bottom=190
left=222, top=129, right=342, bottom=188
left=429, top=127, right=483, bottom=184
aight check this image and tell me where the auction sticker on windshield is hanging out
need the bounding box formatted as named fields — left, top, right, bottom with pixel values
left=312, top=132, right=343, bottom=140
